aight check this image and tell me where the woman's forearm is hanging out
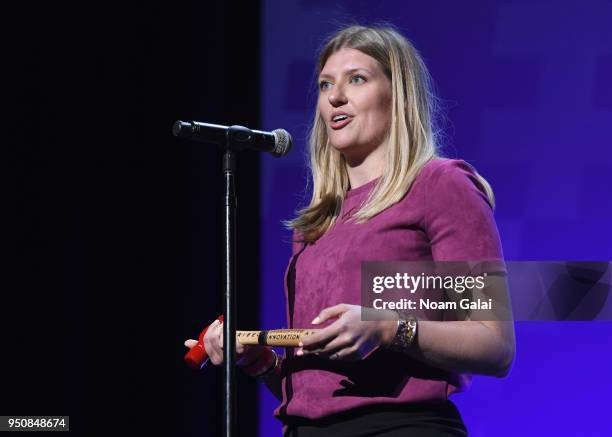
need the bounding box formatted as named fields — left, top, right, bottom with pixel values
left=403, top=320, right=516, bottom=377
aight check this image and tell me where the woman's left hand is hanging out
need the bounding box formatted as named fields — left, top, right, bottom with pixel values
left=296, top=304, right=398, bottom=361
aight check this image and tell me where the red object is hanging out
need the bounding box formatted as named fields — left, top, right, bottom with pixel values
left=184, top=314, right=224, bottom=370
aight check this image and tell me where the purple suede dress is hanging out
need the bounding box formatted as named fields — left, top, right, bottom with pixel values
left=274, top=158, right=506, bottom=425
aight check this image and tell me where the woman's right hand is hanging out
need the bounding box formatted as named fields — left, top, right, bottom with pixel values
left=184, top=319, right=266, bottom=366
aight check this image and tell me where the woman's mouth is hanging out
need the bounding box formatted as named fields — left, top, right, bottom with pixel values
left=330, top=115, right=353, bottom=130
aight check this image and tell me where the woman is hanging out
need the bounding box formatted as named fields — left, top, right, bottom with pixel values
left=186, top=25, right=515, bottom=436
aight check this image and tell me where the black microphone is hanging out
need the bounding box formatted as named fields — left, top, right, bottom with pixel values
left=172, top=120, right=292, bottom=157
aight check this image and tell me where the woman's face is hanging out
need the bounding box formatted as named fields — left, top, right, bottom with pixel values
left=318, top=48, right=392, bottom=160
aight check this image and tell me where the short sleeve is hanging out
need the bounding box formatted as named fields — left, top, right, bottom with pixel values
left=424, top=159, right=506, bottom=275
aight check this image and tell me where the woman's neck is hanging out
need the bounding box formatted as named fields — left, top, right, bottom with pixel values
left=344, top=142, right=386, bottom=190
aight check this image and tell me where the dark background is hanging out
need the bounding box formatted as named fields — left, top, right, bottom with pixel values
left=7, top=1, right=262, bottom=435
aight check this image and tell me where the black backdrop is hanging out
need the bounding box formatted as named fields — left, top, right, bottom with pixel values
left=7, top=1, right=262, bottom=435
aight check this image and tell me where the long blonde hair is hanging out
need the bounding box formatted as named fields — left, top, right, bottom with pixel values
left=288, top=25, right=494, bottom=243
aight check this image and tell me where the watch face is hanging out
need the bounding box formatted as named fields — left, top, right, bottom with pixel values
left=390, top=317, right=417, bottom=352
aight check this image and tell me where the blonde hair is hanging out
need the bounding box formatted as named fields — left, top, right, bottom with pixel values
left=288, top=25, right=494, bottom=243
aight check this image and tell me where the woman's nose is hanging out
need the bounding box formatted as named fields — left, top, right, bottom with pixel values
left=328, top=86, right=347, bottom=107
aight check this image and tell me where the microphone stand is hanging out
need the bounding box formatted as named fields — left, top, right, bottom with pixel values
left=175, top=121, right=290, bottom=437
left=222, top=127, right=241, bottom=437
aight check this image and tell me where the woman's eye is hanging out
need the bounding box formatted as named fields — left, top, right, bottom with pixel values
left=351, top=75, right=366, bottom=84
left=319, top=81, right=332, bottom=91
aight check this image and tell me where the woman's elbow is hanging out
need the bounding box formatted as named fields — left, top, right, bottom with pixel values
left=480, top=322, right=516, bottom=378
left=491, top=342, right=515, bottom=378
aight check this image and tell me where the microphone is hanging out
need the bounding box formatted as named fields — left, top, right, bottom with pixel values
left=172, top=120, right=292, bottom=157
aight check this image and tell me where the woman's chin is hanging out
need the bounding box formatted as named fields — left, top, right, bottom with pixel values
left=330, top=142, right=353, bottom=153
left=329, top=136, right=362, bottom=153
